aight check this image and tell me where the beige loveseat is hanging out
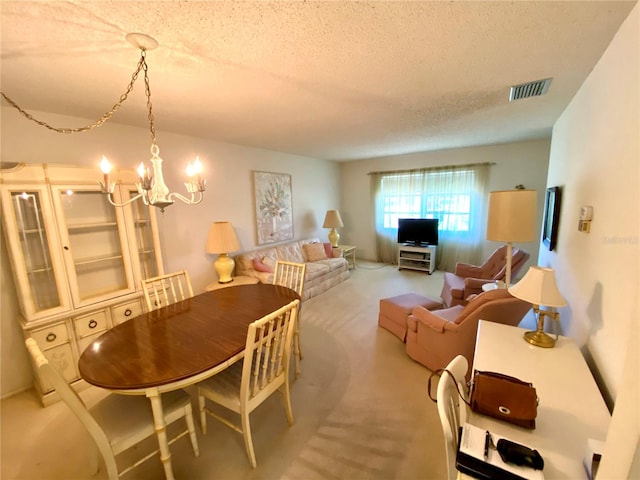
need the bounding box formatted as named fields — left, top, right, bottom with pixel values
left=234, top=238, right=350, bottom=300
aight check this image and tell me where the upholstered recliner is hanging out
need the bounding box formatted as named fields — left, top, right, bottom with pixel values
left=406, top=288, right=531, bottom=378
left=440, top=245, right=529, bottom=307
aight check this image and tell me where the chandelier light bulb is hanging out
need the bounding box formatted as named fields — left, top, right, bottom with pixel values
left=100, top=156, right=112, bottom=174
left=186, top=157, right=203, bottom=176
left=99, top=156, right=114, bottom=194
left=137, top=162, right=152, bottom=191
left=193, top=157, right=202, bottom=174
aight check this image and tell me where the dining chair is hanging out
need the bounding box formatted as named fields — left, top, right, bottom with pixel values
left=142, top=269, right=194, bottom=311
left=25, top=338, right=199, bottom=480
left=197, top=298, right=300, bottom=468
left=272, top=260, right=306, bottom=377
left=437, top=354, right=469, bottom=480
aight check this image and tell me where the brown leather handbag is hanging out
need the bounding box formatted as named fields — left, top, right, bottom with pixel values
left=470, top=370, right=538, bottom=429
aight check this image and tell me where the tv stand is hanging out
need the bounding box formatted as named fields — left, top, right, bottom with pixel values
left=398, top=244, right=436, bottom=274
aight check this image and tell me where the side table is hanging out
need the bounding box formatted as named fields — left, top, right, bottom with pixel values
left=481, top=280, right=505, bottom=292
left=205, top=275, right=259, bottom=291
left=335, top=245, right=357, bottom=269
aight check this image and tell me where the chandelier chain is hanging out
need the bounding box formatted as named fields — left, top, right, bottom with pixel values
left=0, top=52, right=147, bottom=134
left=141, top=52, right=158, bottom=149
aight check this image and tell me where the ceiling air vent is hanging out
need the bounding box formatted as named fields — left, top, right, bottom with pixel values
left=509, top=78, right=552, bottom=101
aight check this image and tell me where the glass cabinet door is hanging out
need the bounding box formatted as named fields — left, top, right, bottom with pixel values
left=0, top=186, right=71, bottom=320
left=127, top=188, right=163, bottom=281
left=52, top=186, right=136, bottom=306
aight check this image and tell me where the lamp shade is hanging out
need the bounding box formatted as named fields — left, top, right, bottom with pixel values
left=508, top=266, right=567, bottom=307
left=323, top=210, right=344, bottom=228
left=205, top=221, right=240, bottom=254
left=486, top=190, right=537, bottom=242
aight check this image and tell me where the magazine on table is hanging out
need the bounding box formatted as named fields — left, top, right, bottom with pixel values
left=456, top=423, right=545, bottom=480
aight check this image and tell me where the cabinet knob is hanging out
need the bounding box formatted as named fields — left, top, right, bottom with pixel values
left=46, top=332, right=57, bottom=342
left=88, top=319, right=98, bottom=329
left=124, top=309, right=132, bottom=317
left=63, top=246, right=69, bottom=251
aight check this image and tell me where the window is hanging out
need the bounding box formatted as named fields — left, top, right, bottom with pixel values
left=380, top=170, right=475, bottom=233
left=371, top=163, right=490, bottom=270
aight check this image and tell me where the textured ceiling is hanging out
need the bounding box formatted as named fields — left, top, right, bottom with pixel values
left=1, top=1, right=636, bottom=161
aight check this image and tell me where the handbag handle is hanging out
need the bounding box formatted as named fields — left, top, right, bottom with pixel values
left=472, top=370, right=533, bottom=388
left=427, top=368, right=471, bottom=406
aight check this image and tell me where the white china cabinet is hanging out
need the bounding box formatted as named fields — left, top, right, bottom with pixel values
left=1, top=163, right=163, bottom=405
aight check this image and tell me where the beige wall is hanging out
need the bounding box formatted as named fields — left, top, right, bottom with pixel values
left=0, top=109, right=341, bottom=397
left=542, top=4, right=638, bottom=403
left=339, top=139, right=551, bottom=268
left=542, top=5, right=638, bottom=478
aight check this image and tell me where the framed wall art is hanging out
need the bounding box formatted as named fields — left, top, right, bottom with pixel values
left=542, top=186, right=561, bottom=251
left=252, top=171, right=293, bottom=245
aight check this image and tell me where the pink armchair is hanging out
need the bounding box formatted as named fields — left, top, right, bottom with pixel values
left=406, top=288, right=531, bottom=378
left=440, top=245, right=529, bottom=307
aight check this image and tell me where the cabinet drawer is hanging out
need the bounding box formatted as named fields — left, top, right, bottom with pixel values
left=77, top=332, right=105, bottom=355
left=74, top=311, right=108, bottom=339
left=111, top=300, right=142, bottom=325
left=31, top=323, right=70, bottom=350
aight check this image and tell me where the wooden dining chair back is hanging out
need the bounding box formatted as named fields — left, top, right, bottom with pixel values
left=437, top=354, right=469, bottom=480
left=197, top=299, right=300, bottom=468
left=142, top=270, right=194, bottom=311
left=25, top=338, right=199, bottom=480
left=273, top=261, right=306, bottom=296
left=273, top=260, right=306, bottom=377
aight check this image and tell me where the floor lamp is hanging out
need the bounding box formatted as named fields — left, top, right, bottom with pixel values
left=486, top=190, right=537, bottom=287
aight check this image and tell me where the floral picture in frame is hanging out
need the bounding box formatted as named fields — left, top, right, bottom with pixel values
left=542, top=186, right=561, bottom=251
left=252, top=171, right=293, bottom=245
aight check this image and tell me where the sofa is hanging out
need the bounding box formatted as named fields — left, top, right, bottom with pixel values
left=234, top=238, right=350, bottom=300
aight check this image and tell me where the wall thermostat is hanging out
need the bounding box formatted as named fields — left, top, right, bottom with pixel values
left=579, top=206, right=593, bottom=221
left=578, top=206, right=593, bottom=233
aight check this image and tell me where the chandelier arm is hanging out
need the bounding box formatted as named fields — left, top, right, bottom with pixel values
left=166, top=191, right=205, bottom=206
left=103, top=191, right=147, bottom=208
left=0, top=52, right=146, bottom=134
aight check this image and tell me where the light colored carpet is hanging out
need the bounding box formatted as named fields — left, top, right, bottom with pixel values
left=1, top=262, right=448, bottom=480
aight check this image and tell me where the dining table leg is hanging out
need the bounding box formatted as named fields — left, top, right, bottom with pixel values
left=147, top=388, right=175, bottom=480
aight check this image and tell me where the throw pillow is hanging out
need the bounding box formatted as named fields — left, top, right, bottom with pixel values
left=262, top=256, right=276, bottom=270
left=303, top=243, right=327, bottom=262
left=253, top=257, right=273, bottom=273
left=323, top=242, right=334, bottom=258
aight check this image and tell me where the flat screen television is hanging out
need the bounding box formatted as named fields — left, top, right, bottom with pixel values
left=397, top=218, right=439, bottom=246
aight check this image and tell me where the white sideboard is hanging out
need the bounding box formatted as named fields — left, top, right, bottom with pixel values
left=1, top=163, right=164, bottom=405
left=463, top=321, right=611, bottom=479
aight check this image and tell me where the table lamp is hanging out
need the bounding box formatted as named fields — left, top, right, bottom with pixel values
left=508, top=266, right=567, bottom=348
left=486, top=189, right=537, bottom=287
left=323, top=209, right=344, bottom=247
left=205, top=221, right=240, bottom=284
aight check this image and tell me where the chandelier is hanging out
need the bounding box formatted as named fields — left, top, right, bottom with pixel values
left=99, top=33, right=206, bottom=211
left=1, top=33, right=206, bottom=212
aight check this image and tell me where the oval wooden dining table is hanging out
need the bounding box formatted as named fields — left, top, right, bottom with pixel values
left=79, top=283, right=300, bottom=480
